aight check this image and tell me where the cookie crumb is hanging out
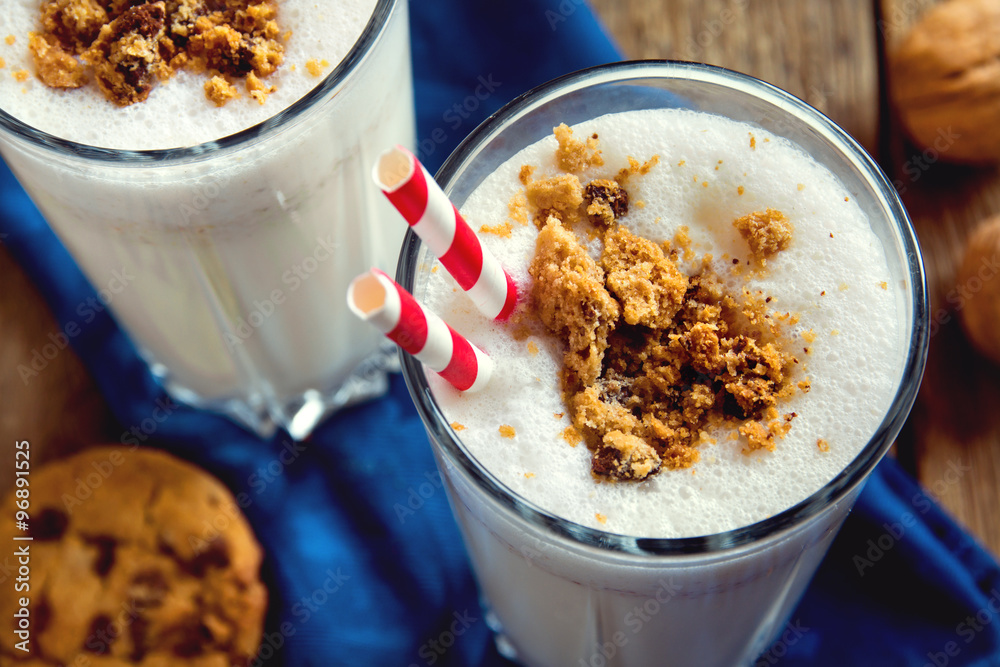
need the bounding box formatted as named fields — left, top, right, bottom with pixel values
left=5, top=35, right=15, bottom=45
left=797, top=183, right=806, bottom=191
left=733, top=209, right=792, bottom=259
left=519, top=164, right=535, bottom=185
left=13, top=69, right=29, bottom=82
left=450, top=422, right=466, bottom=431
left=28, top=33, right=86, bottom=88
left=527, top=340, right=539, bottom=356
left=879, top=281, right=887, bottom=290
left=81, top=2, right=169, bottom=106
left=749, top=133, right=756, bottom=149
left=480, top=221, right=513, bottom=237
left=738, top=185, right=745, bottom=196
left=246, top=71, right=276, bottom=105
left=526, top=174, right=584, bottom=226
left=817, top=438, right=830, bottom=453
left=616, top=155, right=660, bottom=184
left=740, top=420, right=774, bottom=453
left=595, top=513, right=607, bottom=524
left=508, top=190, right=529, bottom=225
left=674, top=225, right=691, bottom=250
left=553, top=123, right=603, bottom=173
left=562, top=426, right=581, bottom=447
left=205, top=75, right=240, bottom=107
left=499, top=425, right=516, bottom=439
left=525, top=472, right=536, bottom=479
left=305, top=58, right=327, bottom=77
left=511, top=323, right=533, bottom=341
left=583, top=179, right=629, bottom=226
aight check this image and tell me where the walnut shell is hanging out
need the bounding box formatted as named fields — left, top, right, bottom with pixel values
left=958, top=215, right=1000, bottom=362
left=891, top=0, right=1000, bottom=164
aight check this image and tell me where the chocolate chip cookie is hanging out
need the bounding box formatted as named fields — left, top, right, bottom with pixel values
left=0, top=446, right=267, bottom=666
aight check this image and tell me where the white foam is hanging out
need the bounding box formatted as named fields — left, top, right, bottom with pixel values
left=0, top=0, right=377, bottom=149
left=422, top=109, right=900, bottom=538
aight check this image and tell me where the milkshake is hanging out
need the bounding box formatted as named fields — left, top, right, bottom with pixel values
left=0, top=0, right=414, bottom=437
left=399, top=62, right=927, bottom=666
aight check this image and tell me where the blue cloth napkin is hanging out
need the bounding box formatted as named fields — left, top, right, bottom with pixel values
left=3, top=1, right=1000, bottom=665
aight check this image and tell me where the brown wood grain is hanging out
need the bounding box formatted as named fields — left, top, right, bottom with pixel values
left=0, top=244, right=113, bottom=497
left=591, top=0, right=881, bottom=153
left=878, top=0, right=1000, bottom=556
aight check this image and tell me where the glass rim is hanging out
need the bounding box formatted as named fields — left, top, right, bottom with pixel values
left=399, top=59, right=930, bottom=557
left=0, top=0, right=397, bottom=163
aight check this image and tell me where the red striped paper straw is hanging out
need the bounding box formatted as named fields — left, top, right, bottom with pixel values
left=373, top=145, right=518, bottom=321
left=347, top=268, right=493, bottom=392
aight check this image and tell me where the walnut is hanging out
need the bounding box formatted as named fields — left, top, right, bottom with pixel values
left=890, top=0, right=1000, bottom=163
left=958, top=215, right=1000, bottom=362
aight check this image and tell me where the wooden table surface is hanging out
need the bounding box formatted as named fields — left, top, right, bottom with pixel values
left=1, top=0, right=998, bottom=557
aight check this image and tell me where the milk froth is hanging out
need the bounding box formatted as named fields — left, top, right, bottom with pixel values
left=422, top=109, right=900, bottom=538
left=0, top=0, right=377, bottom=149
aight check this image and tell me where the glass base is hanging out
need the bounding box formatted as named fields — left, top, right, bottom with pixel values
left=483, top=596, right=523, bottom=665
left=153, top=342, right=398, bottom=439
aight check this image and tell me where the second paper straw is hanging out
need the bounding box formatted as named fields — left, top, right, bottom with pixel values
left=347, top=268, right=493, bottom=393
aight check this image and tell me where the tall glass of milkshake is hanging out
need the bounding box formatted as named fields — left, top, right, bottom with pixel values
left=399, top=61, right=928, bottom=666
left=0, top=0, right=413, bottom=438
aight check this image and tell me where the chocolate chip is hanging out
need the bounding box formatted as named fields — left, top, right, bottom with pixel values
left=131, top=569, right=169, bottom=610
left=583, top=179, right=629, bottom=224
left=87, top=536, right=117, bottom=576
left=186, top=538, right=230, bottom=576
left=31, top=508, right=68, bottom=541
left=130, top=616, right=150, bottom=662
left=35, top=598, right=51, bottom=635
left=173, top=632, right=206, bottom=658
left=84, top=614, right=114, bottom=654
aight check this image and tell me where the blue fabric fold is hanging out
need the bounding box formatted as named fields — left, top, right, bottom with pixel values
left=1, top=1, right=998, bottom=665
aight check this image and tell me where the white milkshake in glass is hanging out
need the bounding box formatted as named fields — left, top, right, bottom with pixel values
left=399, top=62, right=928, bottom=667
left=0, top=0, right=414, bottom=438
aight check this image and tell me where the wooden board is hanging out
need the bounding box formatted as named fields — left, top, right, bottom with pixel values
left=590, top=0, right=880, bottom=153
left=0, top=245, right=113, bottom=496
left=878, top=0, right=1000, bottom=555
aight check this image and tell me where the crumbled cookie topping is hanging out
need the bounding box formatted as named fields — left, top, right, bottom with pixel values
left=554, top=122, right=603, bottom=173
left=29, top=0, right=285, bottom=106
left=521, top=126, right=801, bottom=481
left=584, top=179, right=628, bottom=226
left=733, top=208, right=793, bottom=260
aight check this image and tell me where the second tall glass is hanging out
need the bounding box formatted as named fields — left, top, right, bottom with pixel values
left=0, top=0, right=414, bottom=439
